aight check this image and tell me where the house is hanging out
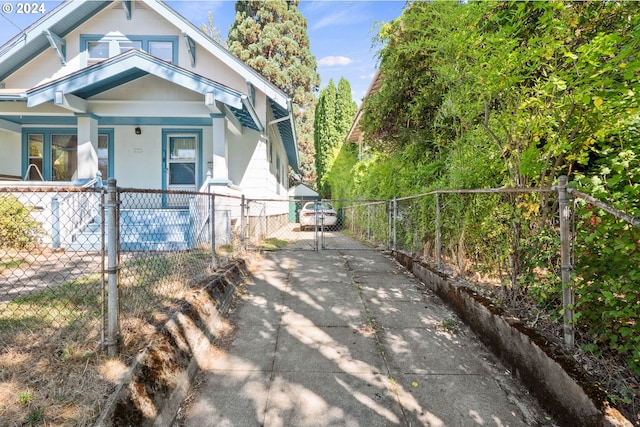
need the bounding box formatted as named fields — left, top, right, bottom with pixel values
left=0, top=0, right=297, bottom=204
left=346, top=69, right=381, bottom=161
left=0, top=0, right=299, bottom=250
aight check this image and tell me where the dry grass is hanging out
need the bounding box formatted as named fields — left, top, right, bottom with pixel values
left=0, top=248, right=226, bottom=426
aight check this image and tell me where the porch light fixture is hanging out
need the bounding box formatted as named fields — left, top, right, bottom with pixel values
left=54, top=90, right=64, bottom=105
left=135, top=127, right=141, bottom=135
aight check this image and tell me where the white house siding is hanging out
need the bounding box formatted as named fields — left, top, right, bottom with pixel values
left=92, top=75, right=204, bottom=104
left=0, top=131, right=21, bottom=178
left=4, top=48, right=65, bottom=89
left=112, top=125, right=163, bottom=189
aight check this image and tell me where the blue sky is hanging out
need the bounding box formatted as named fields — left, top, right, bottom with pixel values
left=0, top=0, right=406, bottom=103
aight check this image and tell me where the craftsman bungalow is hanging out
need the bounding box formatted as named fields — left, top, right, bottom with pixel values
left=0, top=0, right=297, bottom=202
left=0, top=0, right=298, bottom=250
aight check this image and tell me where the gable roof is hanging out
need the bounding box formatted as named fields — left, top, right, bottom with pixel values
left=0, top=0, right=299, bottom=170
left=24, top=49, right=262, bottom=131
left=288, top=183, right=318, bottom=198
left=0, top=1, right=111, bottom=81
left=0, top=1, right=289, bottom=109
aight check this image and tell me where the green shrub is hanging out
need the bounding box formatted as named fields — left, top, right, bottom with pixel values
left=0, top=195, right=44, bottom=249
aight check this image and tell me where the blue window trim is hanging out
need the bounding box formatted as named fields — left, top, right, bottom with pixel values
left=22, top=128, right=114, bottom=181
left=80, top=34, right=179, bottom=65
left=161, top=128, right=203, bottom=191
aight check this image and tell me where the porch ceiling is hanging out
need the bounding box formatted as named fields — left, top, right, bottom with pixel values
left=25, top=50, right=262, bottom=131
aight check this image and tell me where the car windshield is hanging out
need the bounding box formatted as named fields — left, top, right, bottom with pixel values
left=303, top=202, right=333, bottom=211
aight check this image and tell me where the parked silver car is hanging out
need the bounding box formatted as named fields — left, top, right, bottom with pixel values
left=299, top=201, right=338, bottom=231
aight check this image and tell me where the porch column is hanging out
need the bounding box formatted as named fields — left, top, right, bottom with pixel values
left=76, top=114, right=99, bottom=181
left=211, top=113, right=229, bottom=183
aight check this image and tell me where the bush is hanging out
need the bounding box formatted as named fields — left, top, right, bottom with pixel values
left=0, top=195, right=44, bottom=249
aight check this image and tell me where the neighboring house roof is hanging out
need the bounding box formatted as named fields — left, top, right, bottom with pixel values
left=288, top=183, right=319, bottom=198
left=347, top=69, right=382, bottom=144
left=0, top=0, right=299, bottom=169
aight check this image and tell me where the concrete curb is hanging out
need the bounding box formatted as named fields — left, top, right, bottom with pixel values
left=392, top=250, right=632, bottom=427
left=93, top=259, right=247, bottom=427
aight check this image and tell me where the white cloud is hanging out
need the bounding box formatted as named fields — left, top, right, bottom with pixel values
left=318, top=56, right=352, bottom=67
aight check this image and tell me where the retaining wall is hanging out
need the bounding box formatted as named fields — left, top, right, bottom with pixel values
left=93, top=260, right=247, bottom=427
left=393, top=250, right=632, bottom=427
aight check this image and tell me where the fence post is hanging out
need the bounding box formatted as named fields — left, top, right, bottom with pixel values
left=105, top=178, right=120, bottom=357
left=558, top=175, right=574, bottom=347
left=393, top=197, right=398, bottom=251
left=51, top=195, right=61, bottom=249
left=315, top=200, right=321, bottom=252
left=436, top=192, right=442, bottom=270
left=367, top=204, right=371, bottom=241
left=210, top=194, right=217, bottom=270
left=240, top=195, right=247, bottom=251
left=188, top=195, right=195, bottom=249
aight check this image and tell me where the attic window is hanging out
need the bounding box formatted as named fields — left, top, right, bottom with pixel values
left=119, top=41, right=142, bottom=54
left=87, top=41, right=109, bottom=63
left=149, top=41, right=172, bottom=62
left=82, top=35, right=177, bottom=65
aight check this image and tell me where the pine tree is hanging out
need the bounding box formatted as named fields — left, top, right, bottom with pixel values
left=314, top=78, right=357, bottom=197
left=200, top=11, right=223, bottom=44
left=227, top=0, right=319, bottom=186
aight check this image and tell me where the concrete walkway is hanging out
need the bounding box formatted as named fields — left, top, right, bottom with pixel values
left=179, top=247, right=554, bottom=426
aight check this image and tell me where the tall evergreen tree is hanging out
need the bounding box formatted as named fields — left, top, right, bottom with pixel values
left=227, top=0, right=320, bottom=186
left=314, top=78, right=357, bottom=197
left=336, top=78, right=357, bottom=138
left=314, top=80, right=337, bottom=196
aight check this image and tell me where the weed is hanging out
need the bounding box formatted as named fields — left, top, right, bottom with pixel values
left=24, top=407, right=44, bottom=425
left=437, top=318, right=458, bottom=333
left=18, top=391, right=34, bottom=405
left=257, top=237, right=289, bottom=250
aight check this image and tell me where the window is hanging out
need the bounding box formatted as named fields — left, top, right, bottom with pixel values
left=24, top=130, right=112, bottom=182
left=27, top=134, right=44, bottom=180
left=83, top=35, right=177, bottom=65
left=118, top=40, right=142, bottom=54
left=149, top=41, right=173, bottom=62
left=87, top=41, right=109, bottom=63
left=97, top=134, right=109, bottom=180
left=52, top=134, right=78, bottom=181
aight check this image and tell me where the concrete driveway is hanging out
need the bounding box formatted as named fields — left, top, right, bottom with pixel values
left=178, top=245, right=555, bottom=426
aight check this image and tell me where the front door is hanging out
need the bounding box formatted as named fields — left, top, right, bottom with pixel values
left=166, top=134, right=197, bottom=207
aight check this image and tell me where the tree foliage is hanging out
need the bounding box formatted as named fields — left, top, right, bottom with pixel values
left=227, top=0, right=320, bottom=184
left=0, top=195, right=43, bottom=249
left=334, top=0, right=640, bottom=381
left=200, top=11, right=223, bottom=44
left=314, top=78, right=357, bottom=197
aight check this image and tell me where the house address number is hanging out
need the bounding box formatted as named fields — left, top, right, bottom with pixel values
left=1, top=3, right=46, bottom=14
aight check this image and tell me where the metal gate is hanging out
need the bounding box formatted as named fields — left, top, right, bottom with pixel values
left=244, top=198, right=390, bottom=251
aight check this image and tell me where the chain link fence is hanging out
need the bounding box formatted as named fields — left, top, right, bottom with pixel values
left=0, top=182, right=250, bottom=356
left=1, top=185, right=105, bottom=347
left=2, top=177, right=638, bottom=420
